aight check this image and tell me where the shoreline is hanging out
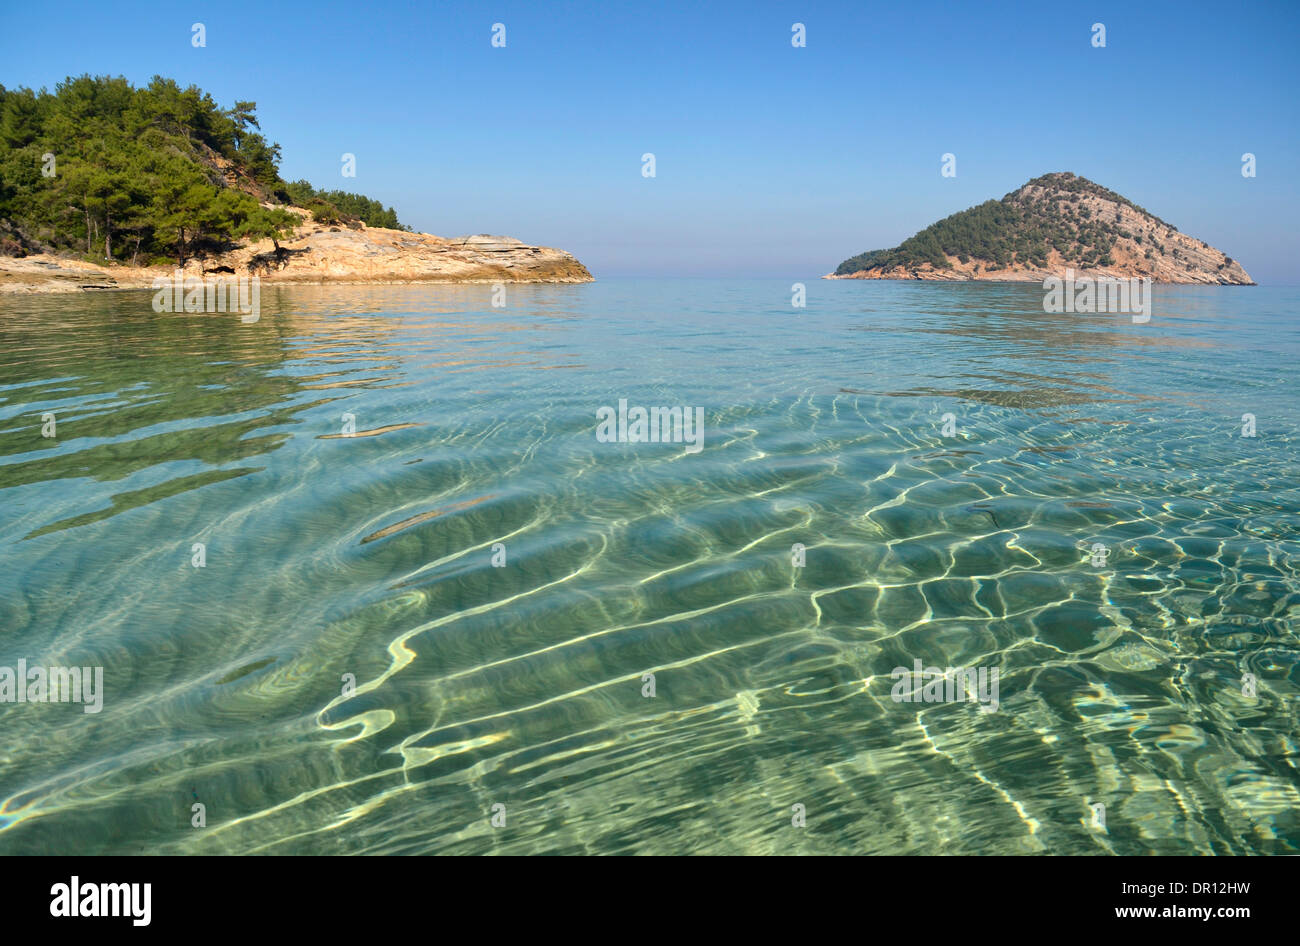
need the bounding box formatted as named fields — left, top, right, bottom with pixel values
left=1, top=223, right=593, bottom=294
left=0, top=270, right=596, bottom=295
left=823, top=270, right=1257, bottom=285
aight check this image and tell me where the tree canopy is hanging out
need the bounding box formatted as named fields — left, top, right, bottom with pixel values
left=0, top=74, right=410, bottom=265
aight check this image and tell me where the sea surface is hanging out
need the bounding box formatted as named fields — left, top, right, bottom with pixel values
left=1, top=278, right=1297, bottom=855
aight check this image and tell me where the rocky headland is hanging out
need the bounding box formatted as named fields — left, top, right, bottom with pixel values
left=0, top=210, right=592, bottom=293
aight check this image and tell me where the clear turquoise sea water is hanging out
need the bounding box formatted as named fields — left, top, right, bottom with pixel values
left=1, top=279, right=1297, bottom=854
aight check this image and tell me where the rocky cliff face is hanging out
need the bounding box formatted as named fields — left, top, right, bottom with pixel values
left=829, top=173, right=1253, bottom=285
left=0, top=212, right=592, bottom=293
left=238, top=218, right=592, bottom=284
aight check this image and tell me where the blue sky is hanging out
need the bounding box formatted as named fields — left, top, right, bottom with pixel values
left=2, top=0, right=1298, bottom=281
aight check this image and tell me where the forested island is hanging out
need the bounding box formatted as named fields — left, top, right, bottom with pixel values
left=829, top=173, right=1253, bottom=285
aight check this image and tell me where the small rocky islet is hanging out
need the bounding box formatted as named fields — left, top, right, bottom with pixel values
left=828, top=172, right=1253, bottom=285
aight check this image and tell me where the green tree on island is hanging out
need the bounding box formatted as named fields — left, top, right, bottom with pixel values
left=0, top=74, right=412, bottom=265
